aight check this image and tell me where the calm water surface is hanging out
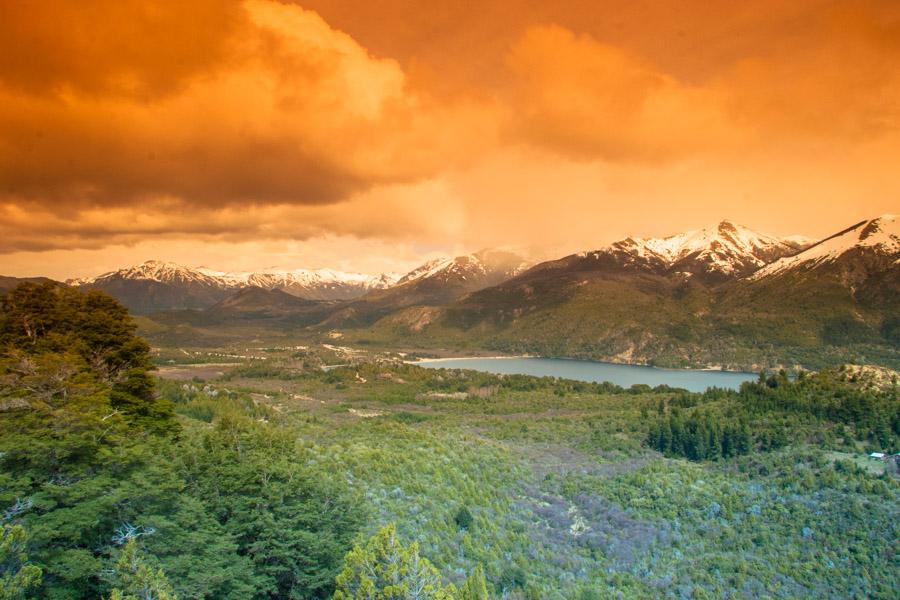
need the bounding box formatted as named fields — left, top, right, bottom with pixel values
left=414, top=357, right=756, bottom=392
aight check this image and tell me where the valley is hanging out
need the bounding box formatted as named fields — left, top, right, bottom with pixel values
left=1, top=228, right=898, bottom=599
left=3, top=215, right=898, bottom=598
left=146, top=343, right=900, bottom=598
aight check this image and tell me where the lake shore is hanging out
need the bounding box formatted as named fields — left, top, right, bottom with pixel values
left=402, top=351, right=757, bottom=375
left=408, top=355, right=759, bottom=392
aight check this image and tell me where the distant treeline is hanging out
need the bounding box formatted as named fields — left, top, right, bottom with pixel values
left=647, top=369, right=900, bottom=460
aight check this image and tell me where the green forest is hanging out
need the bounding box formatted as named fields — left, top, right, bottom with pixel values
left=1, top=283, right=898, bottom=599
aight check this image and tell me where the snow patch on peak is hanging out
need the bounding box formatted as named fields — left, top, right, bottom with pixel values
left=751, top=214, right=899, bottom=279
left=397, top=249, right=531, bottom=286
left=70, top=261, right=400, bottom=299
left=71, top=261, right=225, bottom=286
left=601, top=220, right=810, bottom=277
left=397, top=258, right=458, bottom=284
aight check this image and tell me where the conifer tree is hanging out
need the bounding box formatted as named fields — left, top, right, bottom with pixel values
left=0, top=525, right=42, bottom=600
left=459, top=565, right=489, bottom=600
left=107, top=539, right=176, bottom=600
left=334, top=524, right=456, bottom=600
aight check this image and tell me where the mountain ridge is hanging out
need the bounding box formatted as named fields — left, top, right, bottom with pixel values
left=750, top=214, right=898, bottom=280
left=320, top=249, right=533, bottom=327
left=70, top=260, right=400, bottom=296
left=65, top=249, right=533, bottom=316
left=533, top=219, right=813, bottom=283
left=68, top=260, right=401, bottom=311
left=23, top=216, right=899, bottom=369
left=361, top=215, right=899, bottom=370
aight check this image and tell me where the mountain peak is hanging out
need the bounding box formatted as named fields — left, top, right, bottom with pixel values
left=69, top=260, right=213, bottom=286
left=859, top=214, right=898, bottom=241
left=597, top=220, right=811, bottom=279
left=397, top=249, right=531, bottom=286
left=717, top=218, right=739, bottom=230
left=752, top=214, right=899, bottom=279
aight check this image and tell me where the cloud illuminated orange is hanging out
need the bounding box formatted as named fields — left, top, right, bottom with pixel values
left=0, top=0, right=497, bottom=212
left=0, top=0, right=897, bottom=278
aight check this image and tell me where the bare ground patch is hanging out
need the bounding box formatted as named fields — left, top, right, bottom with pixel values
left=156, top=363, right=241, bottom=381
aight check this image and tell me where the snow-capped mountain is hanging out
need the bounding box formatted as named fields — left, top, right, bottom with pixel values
left=72, top=260, right=398, bottom=293
left=71, top=260, right=232, bottom=288
left=69, top=260, right=400, bottom=313
left=418, top=215, right=899, bottom=369
left=583, top=220, right=813, bottom=280
left=322, top=249, right=533, bottom=327
left=520, top=220, right=812, bottom=282
left=751, top=214, right=899, bottom=280
left=67, top=261, right=234, bottom=313
left=52, top=217, right=898, bottom=367
left=202, top=267, right=399, bottom=301
left=72, top=261, right=397, bottom=297
left=66, top=251, right=532, bottom=316
left=396, top=249, right=532, bottom=287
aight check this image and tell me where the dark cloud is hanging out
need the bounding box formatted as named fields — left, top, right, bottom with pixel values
left=0, top=0, right=493, bottom=212
left=0, top=1, right=243, bottom=98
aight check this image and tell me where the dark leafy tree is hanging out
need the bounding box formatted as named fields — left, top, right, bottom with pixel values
left=177, top=417, right=365, bottom=599
left=454, top=506, right=474, bottom=531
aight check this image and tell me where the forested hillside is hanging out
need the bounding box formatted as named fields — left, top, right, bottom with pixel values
left=0, top=284, right=367, bottom=599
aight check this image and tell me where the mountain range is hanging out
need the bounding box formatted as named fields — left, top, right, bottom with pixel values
left=510, top=220, right=813, bottom=282
left=419, top=215, right=898, bottom=369
left=65, top=249, right=533, bottom=316
left=321, top=249, right=533, bottom=328
left=5, top=215, right=898, bottom=369
left=67, top=262, right=402, bottom=312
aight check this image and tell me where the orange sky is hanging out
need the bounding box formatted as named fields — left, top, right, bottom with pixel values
left=1, top=0, right=898, bottom=278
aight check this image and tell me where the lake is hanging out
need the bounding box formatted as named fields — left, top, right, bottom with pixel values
left=412, top=356, right=757, bottom=392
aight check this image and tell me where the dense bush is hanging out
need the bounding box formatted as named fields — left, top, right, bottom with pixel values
left=0, top=284, right=362, bottom=599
